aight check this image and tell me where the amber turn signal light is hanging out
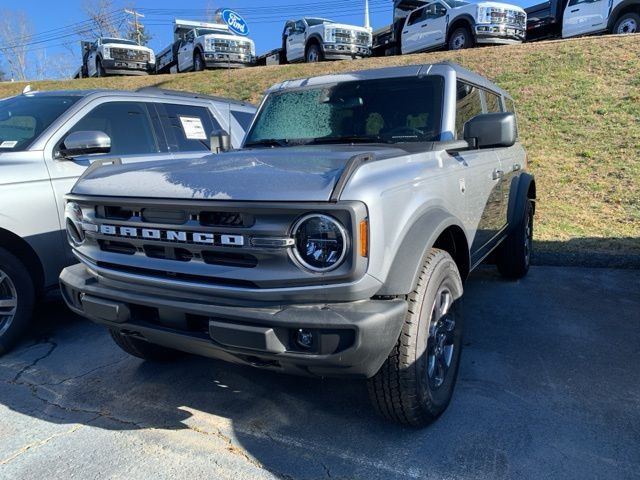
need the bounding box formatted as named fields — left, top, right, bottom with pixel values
left=359, top=219, right=369, bottom=257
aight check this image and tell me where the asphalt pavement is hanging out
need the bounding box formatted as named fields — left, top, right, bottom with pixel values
left=0, top=266, right=638, bottom=480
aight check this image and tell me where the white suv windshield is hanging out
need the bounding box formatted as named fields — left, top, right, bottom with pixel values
left=0, top=95, right=80, bottom=152
left=245, top=76, right=445, bottom=147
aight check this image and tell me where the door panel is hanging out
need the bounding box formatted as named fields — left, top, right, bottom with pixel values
left=562, top=0, right=608, bottom=36
left=287, top=21, right=306, bottom=61
left=401, top=7, right=426, bottom=54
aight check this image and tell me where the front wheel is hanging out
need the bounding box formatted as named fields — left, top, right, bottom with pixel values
left=496, top=199, right=534, bottom=279
left=305, top=44, right=323, bottom=63
left=0, top=248, right=35, bottom=356
left=368, top=249, right=464, bottom=427
left=613, top=13, right=639, bottom=34
left=448, top=27, right=474, bottom=50
left=193, top=51, right=205, bottom=71
left=96, top=58, right=106, bottom=77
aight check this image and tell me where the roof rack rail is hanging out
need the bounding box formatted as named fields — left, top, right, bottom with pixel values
left=134, top=87, right=253, bottom=107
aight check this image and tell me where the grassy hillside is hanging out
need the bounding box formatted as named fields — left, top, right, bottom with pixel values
left=2, top=35, right=638, bottom=265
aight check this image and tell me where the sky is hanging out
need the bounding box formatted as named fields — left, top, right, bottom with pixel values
left=0, top=0, right=534, bottom=79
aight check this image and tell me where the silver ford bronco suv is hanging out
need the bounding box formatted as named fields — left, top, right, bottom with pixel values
left=60, top=63, right=536, bottom=426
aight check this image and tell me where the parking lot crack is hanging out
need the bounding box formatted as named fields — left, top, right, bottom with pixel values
left=11, top=339, right=58, bottom=383
left=186, top=424, right=263, bottom=469
left=38, top=357, right=128, bottom=387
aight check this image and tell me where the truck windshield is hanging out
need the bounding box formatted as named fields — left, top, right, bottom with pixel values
left=0, top=95, right=80, bottom=152
left=102, top=38, right=138, bottom=46
left=245, top=76, right=444, bottom=147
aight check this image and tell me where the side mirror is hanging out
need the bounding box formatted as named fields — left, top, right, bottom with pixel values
left=210, top=130, right=231, bottom=154
left=60, top=131, right=111, bottom=158
left=463, top=112, right=517, bottom=149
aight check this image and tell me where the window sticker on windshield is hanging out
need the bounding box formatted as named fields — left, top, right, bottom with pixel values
left=178, top=116, right=207, bottom=140
left=0, top=141, right=18, bottom=148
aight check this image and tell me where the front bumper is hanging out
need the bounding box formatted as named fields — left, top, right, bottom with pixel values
left=203, top=51, right=256, bottom=68
left=101, top=58, right=155, bottom=75
left=60, top=263, right=407, bottom=378
left=474, top=24, right=526, bottom=44
left=323, top=43, right=371, bottom=60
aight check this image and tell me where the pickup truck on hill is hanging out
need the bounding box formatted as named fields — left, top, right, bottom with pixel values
left=526, top=0, right=638, bottom=40
left=156, top=19, right=256, bottom=73
left=259, top=17, right=372, bottom=65
left=77, top=38, right=156, bottom=78
left=60, top=62, right=536, bottom=426
left=0, top=87, right=255, bottom=355
left=373, top=0, right=527, bottom=55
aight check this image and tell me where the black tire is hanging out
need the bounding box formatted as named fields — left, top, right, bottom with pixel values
left=496, top=199, right=534, bottom=279
left=368, top=249, right=464, bottom=427
left=96, top=58, right=106, bottom=77
left=193, top=51, right=205, bottom=71
left=0, top=248, right=35, bottom=356
left=448, top=26, right=474, bottom=50
left=305, top=43, right=323, bottom=63
left=109, top=329, right=182, bottom=362
left=612, top=12, right=640, bottom=34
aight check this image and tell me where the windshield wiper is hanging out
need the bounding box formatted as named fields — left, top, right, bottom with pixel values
left=244, top=138, right=289, bottom=148
left=305, top=135, right=385, bottom=145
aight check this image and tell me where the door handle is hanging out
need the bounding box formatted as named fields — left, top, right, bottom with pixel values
left=512, top=163, right=521, bottom=172
left=492, top=169, right=504, bottom=180
left=403, top=30, right=409, bottom=34
left=570, top=8, right=580, bottom=12
left=421, top=24, right=429, bottom=27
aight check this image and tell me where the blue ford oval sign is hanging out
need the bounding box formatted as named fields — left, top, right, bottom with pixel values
left=222, top=9, right=249, bottom=36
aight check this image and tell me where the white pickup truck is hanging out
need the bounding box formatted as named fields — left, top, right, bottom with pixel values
left=156, top=19, right=256, bottom=74
left=373, top=0, right=526, bottom=55
left=260, top=18, right=373, bottom=65
left=78, top=38, right=155, bottom=77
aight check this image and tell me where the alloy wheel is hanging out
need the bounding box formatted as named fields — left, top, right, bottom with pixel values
left=0, top=269, right=18, bottom=337
left=427, top=287, right=456, bottom=389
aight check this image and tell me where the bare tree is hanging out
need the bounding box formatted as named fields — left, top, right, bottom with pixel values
left=0, top=9, right=32, bottom=81
left=79, top=0, right=126, bottom=39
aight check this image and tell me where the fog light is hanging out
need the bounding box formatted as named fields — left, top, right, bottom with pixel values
left=296, top=329, right=314, bottom=349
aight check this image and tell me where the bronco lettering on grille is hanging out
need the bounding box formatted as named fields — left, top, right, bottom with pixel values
left=99, top=225, right=244, bottom=247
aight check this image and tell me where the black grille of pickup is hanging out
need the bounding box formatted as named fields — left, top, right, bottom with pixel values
left=111, top=48, right=150, bottom=62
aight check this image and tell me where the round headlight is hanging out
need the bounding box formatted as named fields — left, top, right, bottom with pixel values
left=65, top=202, right=85, bottom=246
left=292, top=214, right=348, bottom=272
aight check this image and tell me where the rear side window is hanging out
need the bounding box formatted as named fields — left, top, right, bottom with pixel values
left=503, top=97, right=516, bottom=113
left=484, top=91, right=502, bottom=113
left=455, top=82, right=482, bottom=139
left=158, top=103, right=221, bottom=152
left=67, top=101, right=159, bottom=156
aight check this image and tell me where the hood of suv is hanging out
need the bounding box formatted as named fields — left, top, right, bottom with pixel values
left=71, top=145, right=406, bottom=202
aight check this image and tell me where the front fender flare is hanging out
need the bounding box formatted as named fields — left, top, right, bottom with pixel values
left=377, top=208, right=469, bottom=296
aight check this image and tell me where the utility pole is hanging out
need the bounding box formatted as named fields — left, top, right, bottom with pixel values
left=364, top=0, right=370, bottom=29
left=124, top=8, right=145, bottom=45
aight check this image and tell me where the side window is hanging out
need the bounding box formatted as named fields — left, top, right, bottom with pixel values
left=66, top=102, right=159, bottom=156
left=484, top=91, right=502, bottom=113
left=568, top=0, right=600, bottom=5
left=424, top=3, right=447, bottom=19
left=158, top=103, right=221, bottom=152
left=294, top=20, right=306, bottom=33
left=408, top=7, right=426, bottom=25
left=455, top=82, right=483, bottom=139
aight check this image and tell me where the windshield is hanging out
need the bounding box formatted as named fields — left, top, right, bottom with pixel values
left=305, top=18, right=333, bottom=26
left=244, top=76, right=444, bottom=147
left=442, top=0, right=470, bottom=7
left=102, top=38, right=137, bottom=46
left=196, top=28, right=231, bottom=36
left=0, top=95, right=80, bottom=152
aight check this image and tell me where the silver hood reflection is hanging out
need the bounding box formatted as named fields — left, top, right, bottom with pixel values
left=71, top=145, right=408, bottom=202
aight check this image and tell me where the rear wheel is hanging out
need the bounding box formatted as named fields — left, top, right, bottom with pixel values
left=613, top=13, right=639, bottom=34
left=305, top=43, right=323, bottom=63
left=110, top=328, right=183, bottom=361
left=496, top=199, right=534, bottom=279
left=368, top=249, right=464, bottom=427
left=0, top=248, right=35, bottom=356
left=448, top=26, right=474, bottom=50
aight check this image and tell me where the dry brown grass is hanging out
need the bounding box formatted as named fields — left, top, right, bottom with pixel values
left=2, top=34, right=638, bottom=258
